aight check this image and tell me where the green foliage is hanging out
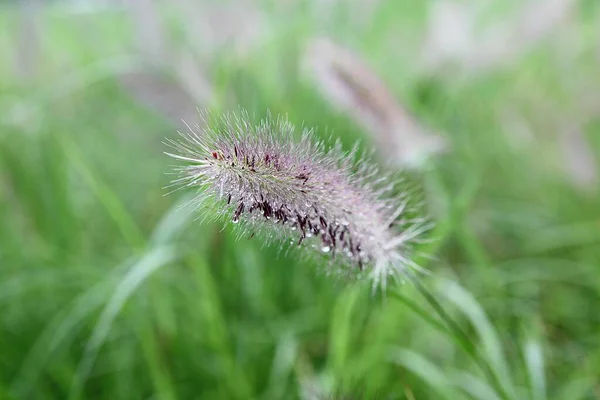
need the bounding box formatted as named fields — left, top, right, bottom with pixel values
left=1, top=2, right=599, bottom=399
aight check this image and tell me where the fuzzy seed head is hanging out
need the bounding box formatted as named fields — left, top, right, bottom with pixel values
left=165, top=111, right=426, bottom=289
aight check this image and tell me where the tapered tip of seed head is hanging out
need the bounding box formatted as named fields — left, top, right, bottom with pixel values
left=164, top=110, right=428, bottom=289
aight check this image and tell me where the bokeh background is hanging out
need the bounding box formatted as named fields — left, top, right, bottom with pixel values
left=1, top=0, right=599, bottom=399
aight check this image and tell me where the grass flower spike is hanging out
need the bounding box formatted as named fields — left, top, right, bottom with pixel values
left=165, top=111, right=425, bottom=289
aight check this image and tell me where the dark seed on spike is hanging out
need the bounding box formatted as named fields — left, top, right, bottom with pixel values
left=329, top=226, right=337, bottom=248
left=262, top=202, right=272, bottom=218
left=233, top=202, right=245, bottom=221
left=298, top=215, right=307, bottom=237
left=295, top=173, right=310, bottom=184
left=319, top=216, right=327, bottom=229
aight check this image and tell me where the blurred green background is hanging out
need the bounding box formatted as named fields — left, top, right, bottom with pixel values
left=1, top=0, right=599, bottom=399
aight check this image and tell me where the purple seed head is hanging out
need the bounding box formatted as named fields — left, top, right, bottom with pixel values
left=164, top=111, right=426, bottom=289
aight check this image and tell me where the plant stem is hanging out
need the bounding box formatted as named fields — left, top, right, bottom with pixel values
left=403, top=270, right=513, bottom=400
